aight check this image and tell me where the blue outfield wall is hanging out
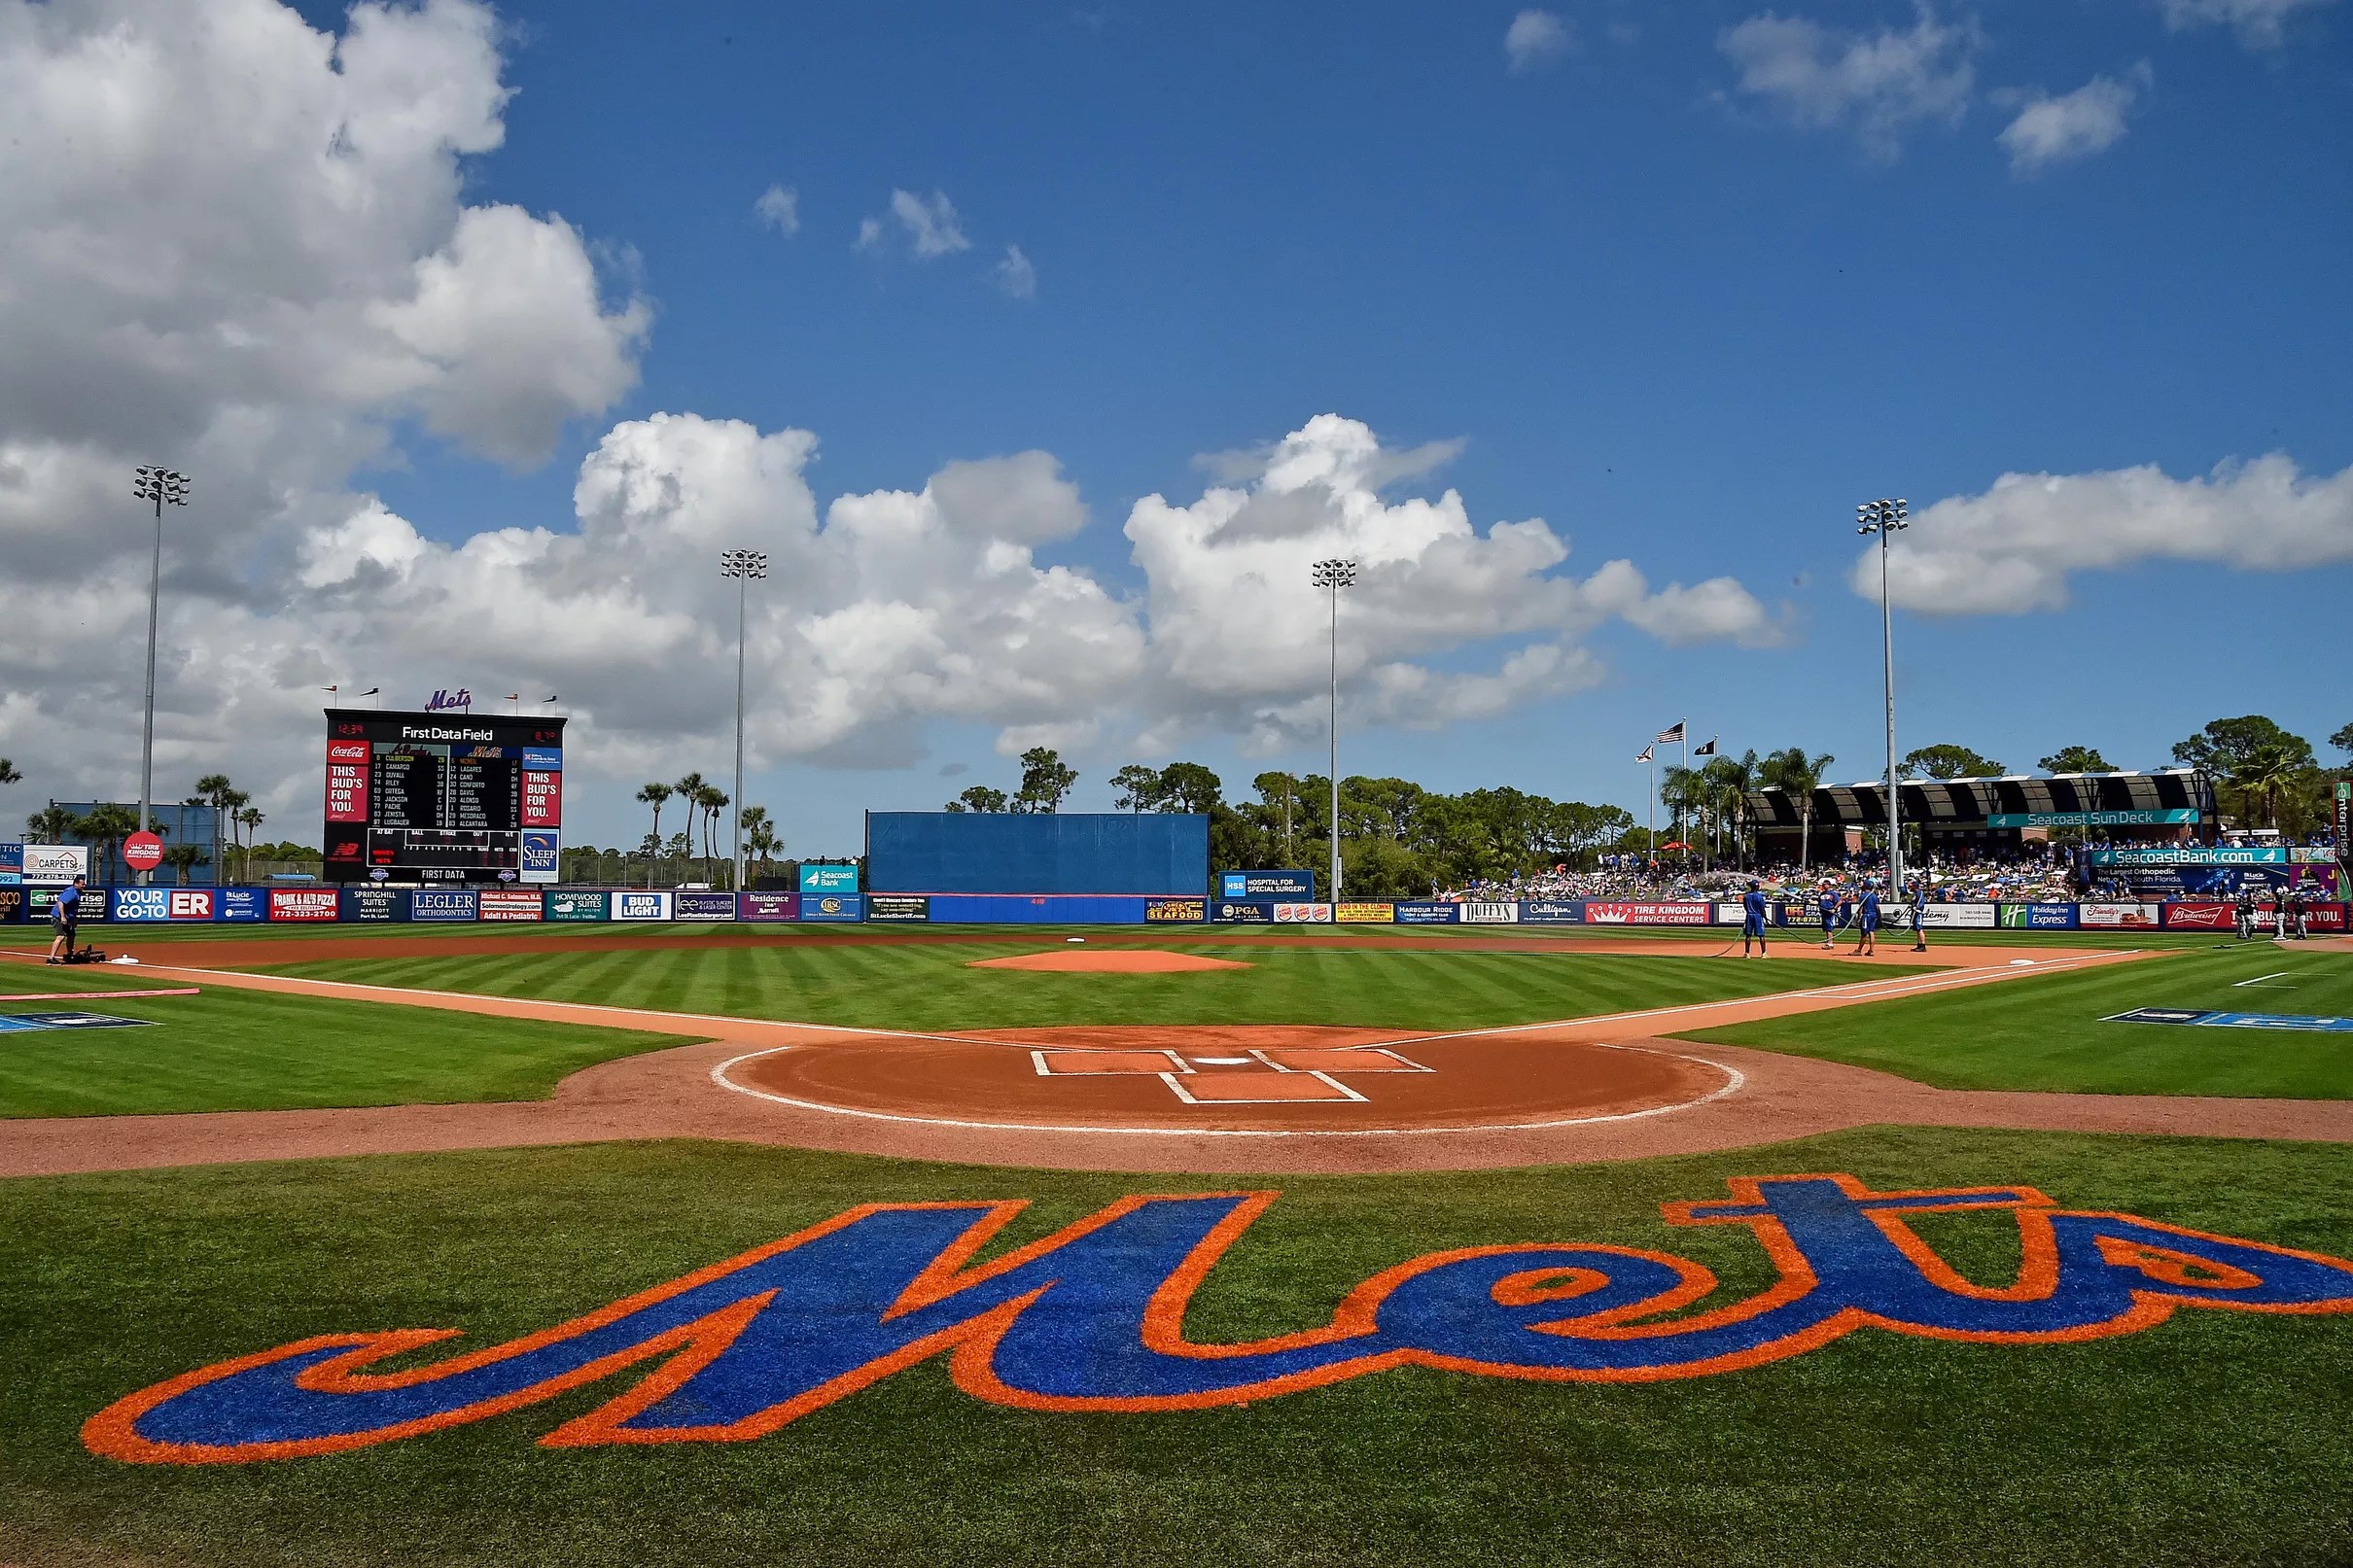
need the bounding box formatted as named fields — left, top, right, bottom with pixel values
left=914, top=893, right=1206, bottom=924
left=865, top=812, right=1209, bottom=896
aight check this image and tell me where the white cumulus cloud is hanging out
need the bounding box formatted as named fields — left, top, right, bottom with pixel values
left=753, top=183, right=800, bottom=235
left=994, top=243, right=1037, bottom=299
left=1124, top=415, right=1777, bottom=750
left=859, top=189, right=970, bottom=259
left=1997, top=65, right=2150, bottom=173
left=1504, top=10, right=1574, bottom=72
left=1852, top=454, right=2353, bottom=615
left=1718, top=4, right=1979, bottom=160
left=2156, top=0, right=2338, bottom=48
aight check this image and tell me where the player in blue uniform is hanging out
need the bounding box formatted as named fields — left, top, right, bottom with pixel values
left=1816, top=886, right=1839, bottom=950
left=1854, top=882, right=1881, bottom=957
left=1739, top=882, right=1770, bottom=957
left=1908, top=877, right=1930, bottom=953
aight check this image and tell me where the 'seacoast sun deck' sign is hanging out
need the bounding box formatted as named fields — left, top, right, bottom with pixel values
left=84, top=1174, right=2353, bottom=1462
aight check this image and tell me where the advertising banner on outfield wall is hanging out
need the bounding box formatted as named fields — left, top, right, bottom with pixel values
left=340, top=888, right=410, bottom=922
left=1585, top=901, right=1711, bottom=926
left=1274, top=902, right=1333, bottom=923
left=1334, top=902, right=1395, bottom=923
left=611, top=890, right=672, bottom=921
left=477, top=888, right=544, bottom=922
left=674, top=891, right=739, bottom=921
left=799, top=891, right=863, bottom=923
left=109, top=889, right=170, bottom=922
left=1391, top=901, right=1458, bottom=924
left=1907, top=904, right=1999, bottom=929
left=0, top=888, right=21, bottom=923
left=544, top=889, right=609, bottom=922
left=1998, top=902, right=2079, bottom=930
left=23, top=845, right=88, bottom=883
left=1214, top=900, right=1276, bottom=923
left=519, top=831, right=559, bottom=885
left=1146, top=898, right=1209, bottom=923
left=0, top=842, right=19, bottom=885
left=411, top=889, right=478, bottom=922
left=112, top=889, right=221, bottom=923
left=2079, top=901, right=2162, bottom=929
left=2259, top=901, right=2348, bottom=932
left=2160, top=901, right=2235, bottom=930
left=1457, top=902, right=1517, bottom=923
left=268, top=889, right=341, bottom=923
left=1219, top=870, right=1317, bottom=899
left=738, top=891, right=797, bottom=921
left=865, top=894, right=931, bottom=923
left=798, top=864, right=860, bottom=894
left=217, top=888, right=266, bottom=923
left=1518, top=900, right=1585, bottom=924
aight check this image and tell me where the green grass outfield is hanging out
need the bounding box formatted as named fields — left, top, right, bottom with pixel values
left=3, top=1130, right=2348, bottom=1568
left=0, top=918, right=2215, bottom=950
left=0, top=966, right=675, bottom=1117
left=1681, top=944, right=2353, bottom=1098
left=261, top=941, right=1912, bottom=1033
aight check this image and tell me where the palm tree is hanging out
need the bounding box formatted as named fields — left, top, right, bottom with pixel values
left=671, top=772, right=707, bottom=883
left=162, top=843, right=208, bottom=887
left=234, top=805, right=264, bottom=881
left=636, top=783, right=673, bottom=886
left=2232, top=742, right=2303, bottom=830
left=0, top=758, right=19, bottom=789
left=1759, top=748, right=1836, bottom=871
left=26, top=803, right=75, bottom=845
left=741, top=806, right=781, bottom=883
left=1700, top=750, right=1763, bottom=869
left=71, top=803, right=141, bottom=887
left=193, top=774, right=244, bottom=869
left=696, top=784, right=728, bottom=885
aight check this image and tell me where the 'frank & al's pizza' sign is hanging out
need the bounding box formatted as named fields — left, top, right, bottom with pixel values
left=86, top=1173, right=2353, bottom=1462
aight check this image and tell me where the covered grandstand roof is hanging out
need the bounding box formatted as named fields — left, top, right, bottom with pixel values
left=1744, top=769, right=2214, bottom=830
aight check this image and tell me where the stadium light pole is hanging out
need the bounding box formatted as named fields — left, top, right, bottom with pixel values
left=1856, top=498, right=1910, bottom=901
left=1310, top=558, right=1356, bottom=902
left=720, top=550, right=767, bottom=894
left=130, top=467, right=189, bottom=883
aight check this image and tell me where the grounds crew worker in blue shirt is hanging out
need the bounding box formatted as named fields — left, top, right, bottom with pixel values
left=1855, top=883, right=1881, bottom=957
left=45, top=875, right=84, bottom=964
left=1740, top=882, right=1771, bottom=958
left=1909, top=877, right=1930, bottom=953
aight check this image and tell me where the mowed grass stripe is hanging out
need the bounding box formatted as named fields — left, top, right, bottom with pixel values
left=261, top=944, right=1917, bottom=1032
left=1680, top=945, right=2353, bottom=1098
left=0, top=986, right=677, bottom=1118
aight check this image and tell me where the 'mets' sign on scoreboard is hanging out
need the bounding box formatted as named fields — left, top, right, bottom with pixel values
left=321, top=709, right=564, bottom=885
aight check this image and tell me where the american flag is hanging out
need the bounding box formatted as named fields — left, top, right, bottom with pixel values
left=1656, top=720, right=1685, bottom=744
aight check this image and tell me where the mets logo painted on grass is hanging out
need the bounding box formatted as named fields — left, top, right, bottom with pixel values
left=86, top=1174, right=2353, bottom=1462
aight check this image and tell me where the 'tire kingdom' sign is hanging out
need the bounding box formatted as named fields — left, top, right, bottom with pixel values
left=85, top=1173, right=2353, bottom=1462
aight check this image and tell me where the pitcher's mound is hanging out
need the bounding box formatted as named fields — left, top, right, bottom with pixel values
left=969, top=950, right=1252, bottom=973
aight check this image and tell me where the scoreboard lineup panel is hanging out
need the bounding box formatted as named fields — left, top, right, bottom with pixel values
left=322, top=710, right=564, bottom=885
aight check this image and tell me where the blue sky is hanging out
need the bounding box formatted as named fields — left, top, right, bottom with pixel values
left=8, top=0, right=2348, bottom=854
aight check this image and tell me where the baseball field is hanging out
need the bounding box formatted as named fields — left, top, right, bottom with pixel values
left=3, top=921, right=2350, bottom=1566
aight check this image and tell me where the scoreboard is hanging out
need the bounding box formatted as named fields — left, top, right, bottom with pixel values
left=322, top=710, right=564, bottom=885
